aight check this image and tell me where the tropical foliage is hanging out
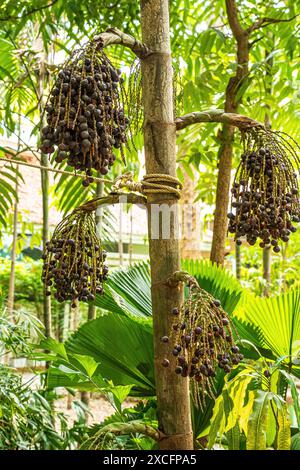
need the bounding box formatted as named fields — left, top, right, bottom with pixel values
left=34, top=260, right=300, bottom=449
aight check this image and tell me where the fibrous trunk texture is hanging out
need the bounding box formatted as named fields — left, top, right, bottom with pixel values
left=210, top=0, right=249, bottom=265
left=140, top=0, right=193, bottom=450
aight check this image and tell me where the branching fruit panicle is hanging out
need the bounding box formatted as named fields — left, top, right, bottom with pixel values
left=40, top=40, right=129, bottom=186
left=228, top=128, right=300, bottom=252
left=162, top=276, right=242, bottom=409
left=42, top=209, right=108, bottom=305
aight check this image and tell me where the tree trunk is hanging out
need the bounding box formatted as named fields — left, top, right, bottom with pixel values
left=262, top=47, right=273, bottom=297
left=129, top=208, right=133, bottom=265
left=7, top=116, right=21, bottom=322
left=118, top=203, right=124, bottom=265
left=210, top=127, right=235, bottom=265
left=36, top=39, right=52, bottom=339
left=210, top=0, right=249, bottom=265
left=235, top=241, right=241, bottom=280
left=263, top=246, right=271, bottom=296
left=81, top=179, right=103, bottom=406
left=40, top=160, right=52, bottom=338
left=7, top=164, right=19, bottom=319
left=140, top=0, right=193, bottom=450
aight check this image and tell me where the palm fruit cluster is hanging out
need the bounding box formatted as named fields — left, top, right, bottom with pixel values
left=40, top=41, right=128, bottom=186
left=161, top=277, right=243, bottom=408
left=42, top=209, right=108, bottom=307
left=228, top=128, right=300, bottom=252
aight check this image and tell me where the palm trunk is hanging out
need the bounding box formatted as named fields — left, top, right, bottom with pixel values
left=140, top=0, right=193, bottom=450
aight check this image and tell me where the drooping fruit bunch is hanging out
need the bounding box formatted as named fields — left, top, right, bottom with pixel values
left=42, top=209, right=108, bottom=306
left=161, top=276, right=242, bottom=408
left=40, top=40, right=128, bottom=186
left=228, top=128, right=300, bottom=252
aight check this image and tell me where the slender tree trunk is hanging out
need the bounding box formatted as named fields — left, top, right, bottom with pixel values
left=210, top=0, right=249, bottom=265
left=210, top=126, right=235, bottom=265
left=72, top=303, right=79, bottom=330
left=235, top=242, right=241, bottom=280
left=40, top=159, right=52, bottom=338
left=81, top=179, right=103, bottom=406
left=118, top=203, right=124, bottom=265
left=63, top=302, right=69, bottom=341
left=129, top=208, right=133, bottom=266
left=7, top=115, right=21, bottom=322
left=281, top=242, right=288, bottom=292
left=36, top=41, right=52, bottom=339
left=140, top=0, right=193, bottom=450
left=263, top=246, right=271, bottom=295
left=5, top=165, right=19, bottom=366
left=7, top=164, right=19, bottom=319
left=262, top=47, right=273, bottom=296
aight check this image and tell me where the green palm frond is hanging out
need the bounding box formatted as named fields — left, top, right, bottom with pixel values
left=52, top=165, right=116, bottom=243
left=181, top=259, right=246, bottom=314
left=95, top=259, right=246, bottom=318
left=53, top=166, right=94, bottom=215
left=0, top=156, right=23, bottom=230
left=234, top=289, right=300, bottom=376
left=47, top=312, right=155, bottom=397
left=94, top=261, right=152, bottom=318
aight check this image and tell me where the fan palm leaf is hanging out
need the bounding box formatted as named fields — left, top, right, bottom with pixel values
left=47, top=312, right=155, bottom=397
left=234, top=289, right=300, bottom=377
left=0, top=156, right=23, bottom=230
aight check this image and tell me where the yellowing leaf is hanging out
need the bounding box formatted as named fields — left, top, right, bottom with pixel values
left=276, top=403, right=291, bottom=450
left=208, top=395, right=225, bottom=449
left=247, top=391, right=271, bottom=450
left=240, top=390, right=255, bottom=435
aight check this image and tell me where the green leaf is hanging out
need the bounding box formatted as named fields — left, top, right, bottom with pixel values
left=108, top=384, right=134, bottom=413
left=48, top=312, right=155, bottom=397
left=223, top=388, right=240, bottom=450
left=72, top=354, right=99, bottom=378
left=234, top=289, right=300, bottom=374
left=276, top=403, right=291, bottom=450
left=279, top=370, right=300, bottom=429
left=40, top=337, right=68, bottom=361
left=207, top=396, right=224, bottom=449
left=247, top=391, right=271, bottom=450
left=266, top=404, right=277, bottom=447
left=291, top=432, right=300, bottom=450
